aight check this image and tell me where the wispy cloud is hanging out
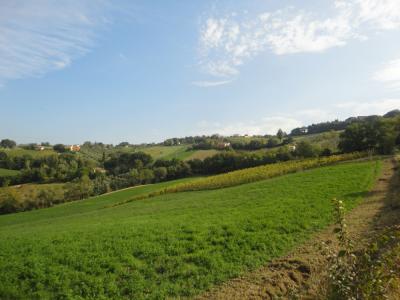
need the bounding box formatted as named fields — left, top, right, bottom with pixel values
left=373, top=59, right=400, bottom=90
left=0, top=0, right=110, bottom=85
left=197, top=0, right=400, bottom=78
left=192, top=79, right=232, bottom=87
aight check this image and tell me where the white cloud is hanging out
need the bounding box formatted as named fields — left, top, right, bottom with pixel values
left=196, top=116, right=302, bottom=136
left=335, top=99, right=400, bottom=116
left=195, top=99, right=400, bottom=136
left=355, top=0, right=400, bottom=30
left=192, top=80, right=232, bottom=87
left=197, top=0, right=400, bottom=78
left=0, top=1, right=110, bottom=85
left=373, top=59, right=400, bottom=90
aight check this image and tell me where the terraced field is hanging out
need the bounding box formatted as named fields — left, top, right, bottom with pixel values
left=0, top=160, right=380, bottom=299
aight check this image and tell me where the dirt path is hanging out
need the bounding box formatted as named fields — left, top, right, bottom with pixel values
left=197, top=158, right=399, bottom=300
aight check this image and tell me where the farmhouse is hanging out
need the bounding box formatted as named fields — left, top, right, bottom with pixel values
left=216, top=142, right=231, bottom=149
left=35, top=145, right=45, bottom=151
left=69, top=145, right=81, bottom=152
left=288, top=145, right=296, bottom=151
left=299, top=127, right=308, bottom=134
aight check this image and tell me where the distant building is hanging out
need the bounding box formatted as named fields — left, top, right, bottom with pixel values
left=93, top=167, right=106, bottom=174
left=35, top=145, right=45, bottom=151
left=299, top=127, right=308, bottom=134
left=288, top=145, right=296, bottom=152
left=69, top=145, right=81, bottom=152
left=217, top=142, right=231, bottom=149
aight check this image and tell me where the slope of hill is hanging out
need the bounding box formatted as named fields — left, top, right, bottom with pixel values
left=0, top=160, right=380, bottom=299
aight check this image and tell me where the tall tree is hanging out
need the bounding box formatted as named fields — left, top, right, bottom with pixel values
left=0, top=139, right=16, bottom=149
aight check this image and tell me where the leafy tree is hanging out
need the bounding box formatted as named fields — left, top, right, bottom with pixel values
left=36, top=189, right=57, bottom=208
left=53, top=144, right=67, bottom=153
left=0, top=139, right=16, bottom=149
left=338, top=119, right=397, bottom=154
left=295, top=141, right=318, bottom=158
left=153, top=167, right=168, bottom=182
left=277, top=129, right=284, bottom=141
left=92, top=175, right=111, bottom=195
left=78, top=175, right=93, bottom=199
left=139, top=169, right=155, bottom=184
left=0, top=188, right=21, bottom=214
left=267, top=137, right=280, bottom=148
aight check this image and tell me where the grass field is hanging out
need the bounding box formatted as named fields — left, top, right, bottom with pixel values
left=293, top=131, right=341, bottom=151
left=0, top=148, right=56, bottom=158
left=134, top=145, right=189, bottom=160
left=0, top=168, right=20, bottom=177
left=138, top=146, right=219, bottom=161
left=184, top=149, right=220, bottom=161
left=0, top=160, right=380, bottom=299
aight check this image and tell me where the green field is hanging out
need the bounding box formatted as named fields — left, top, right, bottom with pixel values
left=184, top=149, right=219, bottom=161
left=0, top=160, right=380, bottom=299
left=0, top=168, right=20, bottom=177
left=0, top=148, right=56, bottom=158
left=293, top=131, right=341, bottom=151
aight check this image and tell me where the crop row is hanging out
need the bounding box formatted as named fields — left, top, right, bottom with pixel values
left=111, top=152, right=367, bottom=207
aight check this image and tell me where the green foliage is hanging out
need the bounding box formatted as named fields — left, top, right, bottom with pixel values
left=0, top=161, right=380, bottom=299
left=0, top=188, right=21, bottom=213
left=327, top=201, right=398, bottom=300
left=295, top=140, right=319, bottom=158
left=339, top=118, right=397, bottom=154
left=0, top=139, right=16, bottom=149
left=53, top=144, right=67, bottom=153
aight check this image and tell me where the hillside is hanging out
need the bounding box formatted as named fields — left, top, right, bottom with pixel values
left=0, top=160, right=381, bottom=299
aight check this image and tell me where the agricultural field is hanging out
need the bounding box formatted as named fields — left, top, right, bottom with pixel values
left=0, top=148, right=56, bottom=158
left=183, top=149, right=220, bottom=161
left=293, top=131, right=341, bottom=151
left=0, top=159, right=380, bottom=299
left=132, top=146, right=220, bottom=161
left=135, top=145, right=186, bottom=160
left=0, top=168, right=20, bottom=177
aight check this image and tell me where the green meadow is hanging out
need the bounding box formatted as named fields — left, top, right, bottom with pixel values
left=0, top=160, right=380, bottom=299
left=0, top=168, right=20, bottom=177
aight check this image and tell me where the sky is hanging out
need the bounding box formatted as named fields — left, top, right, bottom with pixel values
left=1, top=0, right=400, bottom=144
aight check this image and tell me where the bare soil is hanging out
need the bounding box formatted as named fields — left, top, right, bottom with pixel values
left=197, top=158, right=400, bottom=300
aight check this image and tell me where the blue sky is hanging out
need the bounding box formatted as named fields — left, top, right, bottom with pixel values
left=1, top=0, right=400, bottom=144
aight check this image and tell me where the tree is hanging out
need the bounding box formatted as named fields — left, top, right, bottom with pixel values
left=0, top=188, right=21, bottom=214
left=36, top=189, right=57, bottom=208
left=53, top=144, right=67, bottom=153
left=338, top=119, right=397, bottom=154
left=78, top=175, right=93, bottom=199
left=139, top=169, right=154, bottom=184
left=276, top=129, right=284, bottom=142
left=153, top=167, right=168, bottom=182
left=267, top=137, right=279, bottom=148
left=0, top=139, right=16, bottom=149
left=295, top=141, right=318, bottom=158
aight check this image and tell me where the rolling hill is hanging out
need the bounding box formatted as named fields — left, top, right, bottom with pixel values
left=0, top=159, right=380, bottom=299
